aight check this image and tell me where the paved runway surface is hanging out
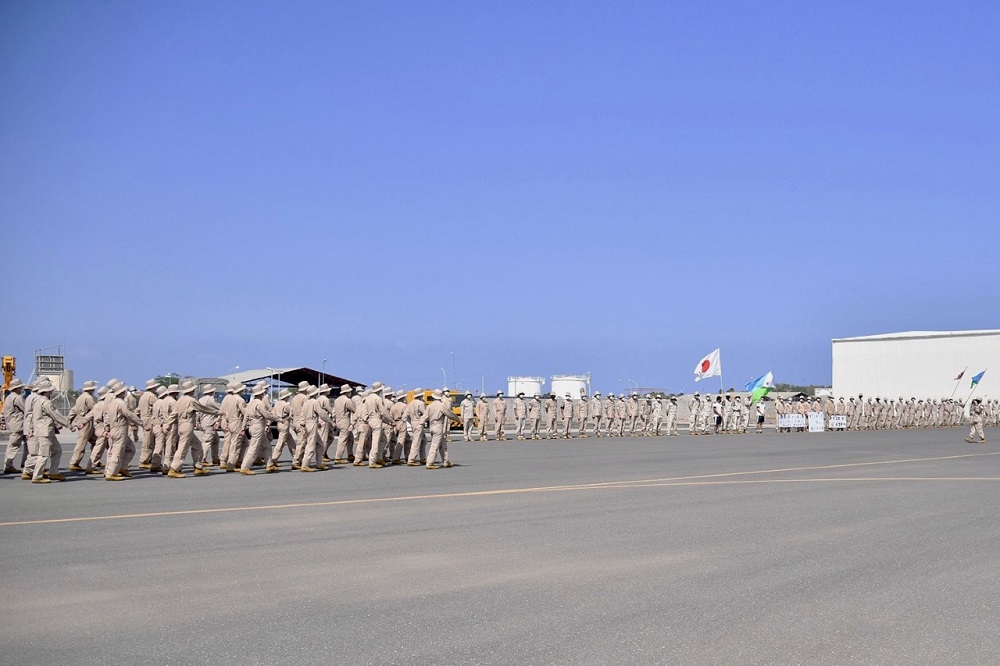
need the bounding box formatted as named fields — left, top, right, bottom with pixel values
left=2, top=428, right=998, bottom=665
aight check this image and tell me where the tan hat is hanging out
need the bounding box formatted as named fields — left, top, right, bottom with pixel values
left=97, top=386, right=108, bottom=396
left=180, top=380, right=198, bottom=394
left=82, top=380, right=98, bottom=391
left=496, top=390, right=503, bottom=396
left=105, top=378, right=120, bottom=388
left=252, top=384, right=268, bottom=396
left=339, top=384, right=353, bottom=395
left=6, top=378, right=23, bottom=391
left=431, top=389, right=443, bottom=400
left=278, top=388, right=292, bottom=400
left=306, top=385, right=319, bottom=397
left=202, top=384, right=216, bottom=394
left=156, top=386, right=167, bottom=397
left=370, top=381, right=384, bottom=393
left=412, top=387, right=424, bottom=395
left=167, top=384, right=180, bottom=395
left=298, top=381, right=309, bottom=390
left=318, top=383, right=331, bottom=394
left=145, top=379, right=159, bottom=390
left=114, top=383, right=128, bottom=396
left=36, top=383, right=54, bottom=394
left=227, top=382, right=244, bottom=393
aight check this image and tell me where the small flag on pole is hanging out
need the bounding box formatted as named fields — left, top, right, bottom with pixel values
left=971, top=370, right=986, bottom=388
left=955, top=368, right=966, bottom=381
left=745, top=371, right=774, bottom=405
left=694, top=349, right=721, bottom=382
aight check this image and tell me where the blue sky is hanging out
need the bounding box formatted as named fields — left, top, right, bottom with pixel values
left=2, top=1, right=998, bottom=393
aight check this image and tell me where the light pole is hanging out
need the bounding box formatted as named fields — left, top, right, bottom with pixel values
left=266, top=367, right=273, bottom=399
left=451, top=352, right=457, bottom=390
left=440, top=367, right=447, bottom=388
left=322, top=358, right=327, bottom=386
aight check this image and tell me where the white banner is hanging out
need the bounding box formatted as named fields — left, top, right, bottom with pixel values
left=808, top=412, right=825, bottom=433
left=779, top=414, right=806, bottom=429
left=828, top=415, right=848, bottom=430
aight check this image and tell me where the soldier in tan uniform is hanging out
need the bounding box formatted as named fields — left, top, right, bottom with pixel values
left=460, top=392, right=475, bottom=441
left=237, top=383, right=276, bottom=475
left=352, top=389, right=372, bottom=465
left=79, top=386, right=110, bottom=473
left=136, top=379, right=159, bottom=468
left=2, top=378, right=26, bottom=473
left=390, top=392, right=409, bottom=464
left=426, top=390, right=461, bottom=469
left=104, top=382, right=142, bottom=480
left=475, top=396, right=489, bottom=441
left=603, top=393, right=616, bottom=437
left=363, top=382, right=391, bottom=468
left=288, top=381, right=310, bottom=468
left=302, top=385, right=333, bottom=471
left=198, top=385, right=221, bottom=466
left=21, top=381, right=44, bottom=479
left=158, top=384, right=181, bottom=472
left=219, top=382, right=247, bottom=472
left=30, top=383, right=70, bottom=483
left=545, top=394, right=558, bottom=438
left=577, top=395, right=589, bottom=437
left=67, top=380, right=98, bottom=471
left=168, top=380, right=218, bottom=477
left=966, top=398, right=986, bottom=443
left=267, top=388, right=294, bottom=471
left=590, top=392, right=603, bottom=437
left=528, top=395, right=542, bottom=439
left=513, top=393, right=527, bottom=440
left=405, top=388, right=427, bottom=465
left=666, top=397, right=679, bottom=435
left=148, top=386, right=169, bottom=472
left=493, top=391, right=507, bottom=441
left=332, top=384, right=357, bottom=464
left=317, top=384, right=335, bottom=461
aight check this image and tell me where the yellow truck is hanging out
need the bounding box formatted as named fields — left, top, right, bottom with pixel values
left=406, top=389, right=463, bottom=429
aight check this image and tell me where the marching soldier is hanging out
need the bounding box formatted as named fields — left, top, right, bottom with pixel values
left=67, top=380, right=97, bottom=471
left=2, top=378, right=26, bottom=473
left=425, top=390, right=461, bottom=469
left=267, top=388, right=295, bottom=471
left=30, top=382, right=70, bottom=483
left=406, top=388, right=427, bottom=465
left=332, top=384, right=357, bottom=464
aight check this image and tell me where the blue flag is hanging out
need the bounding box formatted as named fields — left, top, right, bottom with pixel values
left=971, top=370, right=986, bottom=387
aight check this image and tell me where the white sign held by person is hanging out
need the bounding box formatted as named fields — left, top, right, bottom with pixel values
left=808, top=412, right=825, bottom=433
left=828, top=415, right=848, bottom=430
left=779, top=414, right=806, bottom=429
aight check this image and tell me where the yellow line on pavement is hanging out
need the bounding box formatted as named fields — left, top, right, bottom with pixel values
left=1, top=451, right=996, bottom=528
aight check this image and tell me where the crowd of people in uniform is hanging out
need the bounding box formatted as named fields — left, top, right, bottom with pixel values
left=1, top=377, right=993, bottom=483
left=0, top=377, right=459, bottom=482
left=458, top=391, right=681, bottom=440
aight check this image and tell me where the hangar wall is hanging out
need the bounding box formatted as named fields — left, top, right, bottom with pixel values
left=832, top=330, right=1000, bottom=399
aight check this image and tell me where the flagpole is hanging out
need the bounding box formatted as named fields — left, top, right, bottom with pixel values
left=949, top=367, right=967, bottom=400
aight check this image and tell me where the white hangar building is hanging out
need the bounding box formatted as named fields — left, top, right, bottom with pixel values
left=832, top=330, right=1000, bottom=399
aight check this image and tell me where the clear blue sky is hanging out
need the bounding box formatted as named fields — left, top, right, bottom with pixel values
left=3, top=1, right=998, bottom=393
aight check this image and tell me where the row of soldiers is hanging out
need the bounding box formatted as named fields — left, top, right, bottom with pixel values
left=1, top=377, right=461, bottom=481
left=458, top=391, right=682, bottom=439
left=774, top=395, right=990, bottom=431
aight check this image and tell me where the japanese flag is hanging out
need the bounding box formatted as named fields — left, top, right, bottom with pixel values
left=694, top=348, right=722, bottom=382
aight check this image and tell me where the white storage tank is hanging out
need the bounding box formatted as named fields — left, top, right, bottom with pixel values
left=550, top=374, right=589, bottom=399
left=508, top=376, right=545, bottom=397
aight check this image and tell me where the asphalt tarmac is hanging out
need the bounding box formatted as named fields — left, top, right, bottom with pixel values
left=1, top=427, right=998, bottom=665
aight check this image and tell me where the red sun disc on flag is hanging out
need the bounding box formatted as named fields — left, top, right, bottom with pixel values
left=701, top=360, right=711, bottom=373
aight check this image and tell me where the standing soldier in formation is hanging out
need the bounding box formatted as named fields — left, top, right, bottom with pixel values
left=492, top=391, right=507, bottom=441
left=288, top=381, right=309, bottom=468
left=559, top=394, right=572, bottom=438
left=699, top=395, right=713, bottom=434
left=528, top=395, right=542, bottom=439
left=513, top=392, right=527, bottom=440
left=626, top=395, right=639, bottom=436
left=390, top=392, right=410, bottom=464
left=67, top=380, right=97, bottom=471
left=665, top=397, right=678, bottom=435
left=317, top=384, right=335, bottom=461
left=590, top=392, right=604, bottom=437
left=363, top=383, right=391, bottom=468
left=614, top=396, right=627, bottom=436
left=303, top=384, right=335, bottom=470
left=476, top=396, right=490, bottom=441
left=602, top=393, right=616, bottom=437
left=544, top=395, right=557, bottom=438
left=2, top=378, right=26, bottom=473
left=688, top=393, right=701, bottom=435
left=460, top=392, right=475, bottom=442
left=650, top=396, right=663, bottom=436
